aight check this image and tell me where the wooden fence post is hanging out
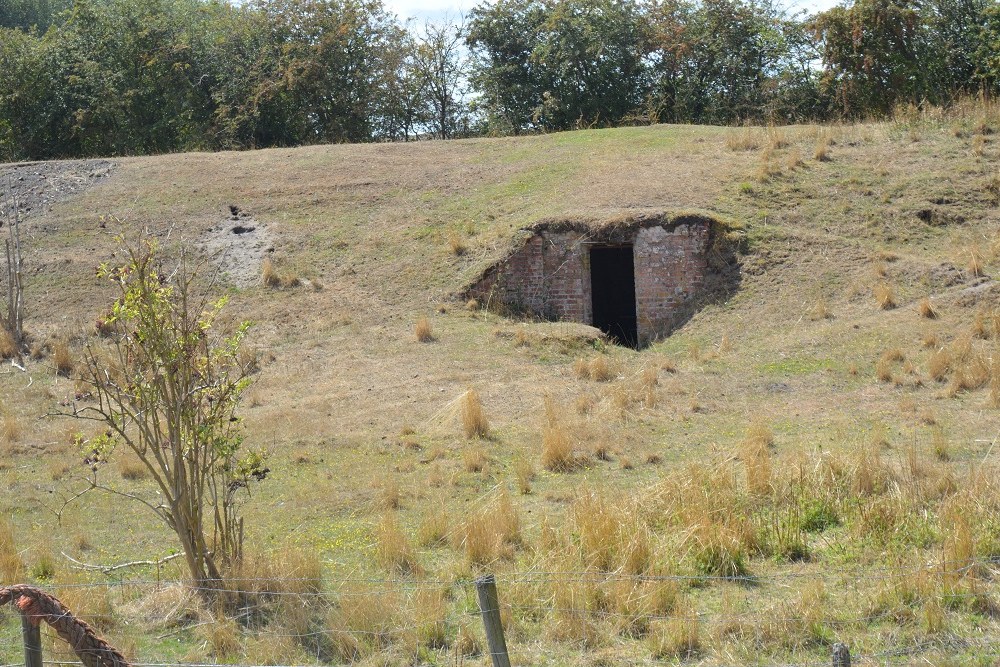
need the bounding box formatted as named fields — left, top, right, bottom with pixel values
left=475, top=574, right=511, bottom=667
left=22, top=612, right=42, bottom=667
left=832, top=642, right=851, bottom=667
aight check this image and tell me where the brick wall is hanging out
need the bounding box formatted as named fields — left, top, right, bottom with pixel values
left=467, top=219, right=711, bottom=346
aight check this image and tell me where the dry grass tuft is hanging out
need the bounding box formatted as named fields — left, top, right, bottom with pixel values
left=542, top=420, right=576, bottom=472
left=968, top=246, right=985, bottom=277
left=514, top=457, right=535, bottom=495
left=575, top=355, right=615, bottom=381
left=414, top=315, right=434, bottom=343
left=463, top=445, right=488, bottom=472
left=118, top=454, right=148, bottom=480
left=3, top=411, right=20, bottom=443
left=648, top=614, right=700, bottom=660
left=375, top=512, right=421, bottom=575
left=327, top=583, right=402, bottom=660
left=874, top=283, right=897, bottom=310
left=725, top=127, right=761, bottom=151
left=460, top=388, right=489, bottom=439
left=52, top=339, right=73, bottom=376
left=513, top=326, right=531, bottom=347
left=755, top=147, right=782, bottom=181
left=0, top=328, right=18, bottom=359
left=917, top=298, right=938, bottom=319
left=785, top=149, right=804, bottom=170
left=261, top=258, right=281, bottom=287
left=448, top=233, right=467, bottom=256
left=452, top=488, right=521, bottom=567
left=378, top=478, right=401, bottom=510
left=928, top=347, right=952, bottom=383
left=808, top=300, right=833, bottom=321
left=931, top=426, right=950, bottom=461
left=814, top=132, right=833, bottom=161
left=417, top=503, right=450, bottom=547
left=0, top=517, right=24, bottom=581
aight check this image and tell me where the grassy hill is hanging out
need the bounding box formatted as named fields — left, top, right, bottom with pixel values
left=1, top=113, right=999, bottom=666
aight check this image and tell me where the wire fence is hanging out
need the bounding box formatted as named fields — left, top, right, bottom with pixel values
left=5, top=558, right=1000, bottom=667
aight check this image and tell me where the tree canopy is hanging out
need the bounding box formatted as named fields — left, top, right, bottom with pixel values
left=0, top=0, right=997, bottom=160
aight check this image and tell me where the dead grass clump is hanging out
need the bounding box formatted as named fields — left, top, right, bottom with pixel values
left=814, top=132, right=833, bottom=161
left=648, top=614, right=700, bottom=660
left=931, top=426, right=951, bottom=461
left=968, top=247, right=985, bottom=277
left=417, top=504, right=449, bottom=547
left=230, top=546, right=323, bottom=598
left=725, top=127, right=761, bottom=151
left=744, top=419, right=774, bottom=449
left=0, top=517, right=24, bottom=581
left=261, top=258, right=281, bottom=287
left=117, top=454, right=148, bottom=480
left=0, top=328, right=18, bottom=359
left=755, top=147, right=782, bottom=182
left=808, top=300, right=833, bottom=321
left=542, top=421, right=576, bottom=472
left=767, top=126, right=788, bottom=149
left=874, top=283, right=897, bottom=310
left=922, top=332, right=939, bottom=348
left=378, top=479, right=401, bottom=510
left=514, top=457, right=535, bottom=495
left=52, top=339, right=73, bottom=376
left=463, top=445, right=487, bottom=472
left=328, top=583, right=402, bottom=660
left=448, top=233, right=467, bottom=256
left=375, top=512, right=421, bottom=575
left=460, top=389, right=489, bottom=439
left=575, top=356, right=614, bottom=381
left=785, top=149, right=804, bottom=170
left=928, top=348, right=951, bottom=382
left=412, top=587, right=448, bottom=649
left=972, top=309, right=998, bottom=339
left=452, top=489, right=521, bottom=566
left=740, top=437, right=772, bottom=496
left=465, top=298, right=479, bottom=311
left=918, top=298, right=938, bottom=319
left=3, top=411, right=20, bottom=443
left=415, top=315, right=434, bottom=343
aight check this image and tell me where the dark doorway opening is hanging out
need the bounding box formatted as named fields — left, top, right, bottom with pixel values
left=590, top=245, right=638, bottom=348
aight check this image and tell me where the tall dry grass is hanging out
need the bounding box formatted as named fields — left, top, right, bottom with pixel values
left=375, top=512, right=421, bottom=575
left=460, top=388, right=489, bottom=439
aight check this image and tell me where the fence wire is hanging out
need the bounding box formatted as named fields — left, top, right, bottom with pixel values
left=5, top=558, right=1000, bottom=667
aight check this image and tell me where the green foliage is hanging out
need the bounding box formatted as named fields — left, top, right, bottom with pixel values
left=77, top=230, right=265, bottom=595
left=800, top=497, right=840, bottom=533
left=0, top=0, right=996, bottom=158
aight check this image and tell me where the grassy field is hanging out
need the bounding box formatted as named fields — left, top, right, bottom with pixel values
left=1, top=104, right=999, bottom=666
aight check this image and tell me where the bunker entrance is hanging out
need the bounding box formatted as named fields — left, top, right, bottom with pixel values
left=590, top=245, right=638, bottom=348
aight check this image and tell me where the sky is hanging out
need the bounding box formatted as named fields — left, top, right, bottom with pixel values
left=384, top=0, right=845, bottom=24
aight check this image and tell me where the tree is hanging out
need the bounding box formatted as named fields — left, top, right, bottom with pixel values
left=413, top=18, right=468, bottom=139
left=73, top=233, right=266, bottom=598
left=811, top=0, right=922, bottom=117
left=467, top=0, right=549, bottom=134
left=530, top=0, right=651, bottom=130
left=0, top=0, right=71, bottom=31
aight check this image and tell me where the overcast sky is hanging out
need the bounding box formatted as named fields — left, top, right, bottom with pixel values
left=384, top=0, right=845, bottom=24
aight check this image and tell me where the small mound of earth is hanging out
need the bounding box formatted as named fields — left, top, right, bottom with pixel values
left=197, top=206, right=273, bottom=288
left=496, top=321, right=606, bottom=350
left=0, top=160, right=114, bottom=220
